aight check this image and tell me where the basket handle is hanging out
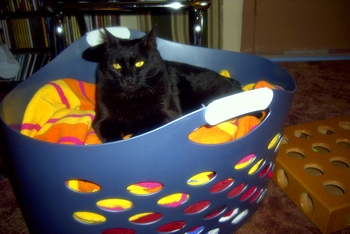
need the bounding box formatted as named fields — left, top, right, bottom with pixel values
left=205, top=88, right=273, bottom=125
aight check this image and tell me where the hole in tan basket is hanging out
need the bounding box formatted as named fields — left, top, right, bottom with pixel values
left=231, top=209, right=248, bottom=224
left=204, top=205, right=226, bottom=219
left=157, top=221, right=186, bottom=233
left=183, top=200, right=210, bottom=214
left=281, top=136, right=289, bottom=144
left=336, top=139, right=350, bottom=148
left=286, top=148, right=305, bottom=159
left=312, top=143, right=331, bottom=153
left=323, top=181, right=345, bottom=195
left=158, top=193, right=190, bottom=208
left=318, top=126, right=335, bottom=135
left=127, top=181, right=163, bottom=195
left=339, top=121, right=350, bottom=130
left=102, top=228, right=136, bottom=234
left=227, top=183, right=246, bottom=198
left=66, top=179, right=101, bottom=193
left=97, top=199, right=133, bottom=212
left=277, top=169, right=289, bottom=189
left=187, top=171, right=216, bottom=186
left=300, top=192, right=314, bottom=214
left=129, top=212, right=162, bottom=224
left=330, top=157, right=350, bottom=168
left=294, top=130, right=312, bottom=139
left=210, top=178, right=234, bottom=193
left=219, top=208, right=239, bottom=222
left=73, top=211, right=106, bottom=224
left=304, top=164, right=324, bottom=176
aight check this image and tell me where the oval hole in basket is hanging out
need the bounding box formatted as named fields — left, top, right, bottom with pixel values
left=339, top=121, right=350, bottom=130
left=258, top=162, right=272, bottom=178
left=204, top=205, right=226, bottom=219
left=66, top=179, right=101, bottom=193
left=209, top=178, right=234, bottom=193
left=102, top=228, right=136, bottom=234
left=250, top=188, right=264, bottom=203
left=300, top=192, right=314, bottom=214
left=157, top=221, right=186, bottom=233
left=185, top=226, right=205, bottom=234
left=219, top=208, right=239, bottom=222
left=304, top=164, right=324, bottom=176
left=330, top=157, right=350, bottom=168
left=268, top=133, right=281, bottom=149
left=73, top=211, right=106, bottom=224
left=207, top=228, right=220, bottom=234
left=96, top=198, right=133, bottom=212
left=312, top=143, right=331, bottom=153
left=129, top=212, right=163, bottom=224
left=256, top=189, right=267, bottom=204
left=183, top=200, right=211, bottom=214
left=323, top=181, right=346, bottom=195
left=127, top=181, right=163, bottom=195
left=336, top=139, right=350, bottom=148
left=240, top=186, right=257, bottom=201
left=256, top=189, right=267, bottom=203
left=231, top=209, right=249, bottom=225
left=248, top=159, right=265, bottom=175
left=276, top=169, right=289, bottom=189
left=227, top=183, right=246, bottom=198
left=187, top=171, right=216, bottom=186
left=294, top=129, right=312, bottom=139
left=157, top=193, right=190, bottom=208
left=234, top=154, right=256, bottom=170
left=318, top=126, right=335, bottom=135
left=281, top=136, right=289, bottom=144
left=286, top=148, right=305, bottom=159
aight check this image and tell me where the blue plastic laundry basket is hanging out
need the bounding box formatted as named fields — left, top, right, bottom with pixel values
left=0, top=27, right=295, bottom=234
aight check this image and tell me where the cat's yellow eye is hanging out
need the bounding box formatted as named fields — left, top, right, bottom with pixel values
left=113, top=63, right=122, bottom=69
left=135, top=61, right=144, bottom=67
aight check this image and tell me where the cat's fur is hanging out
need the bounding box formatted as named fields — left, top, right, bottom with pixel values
left=89, top=26, right=243, bottom=143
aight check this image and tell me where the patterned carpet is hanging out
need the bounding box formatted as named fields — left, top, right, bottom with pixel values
left=0, top=60, right=350, bottom=234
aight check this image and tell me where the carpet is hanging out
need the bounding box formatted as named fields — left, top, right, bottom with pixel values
left=0, top=60, right=350, bottom=234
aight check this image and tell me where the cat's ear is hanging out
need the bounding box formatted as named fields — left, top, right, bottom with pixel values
left=104, top=27, right=119, bottom=45
left=143, top=25, right=158, bottom=48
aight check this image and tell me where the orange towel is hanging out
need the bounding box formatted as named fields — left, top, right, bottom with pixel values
left=21, top=78, right=102, bottom=145
left=188, top=80, right=278, bottom=144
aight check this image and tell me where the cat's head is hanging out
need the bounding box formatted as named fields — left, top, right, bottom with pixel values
left=96, top=26, right=166, bottom=93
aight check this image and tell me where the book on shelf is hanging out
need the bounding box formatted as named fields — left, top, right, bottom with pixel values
left=0, top=0, right=45, bottom=13
left=0, top=17, right=50, bottom=50
left=0, top=52, right=50, bottom=82
left=62, top=13, right=120, bottom=47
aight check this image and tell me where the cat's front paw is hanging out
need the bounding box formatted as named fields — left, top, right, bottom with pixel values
left=93, top=120, right=124, bottom=143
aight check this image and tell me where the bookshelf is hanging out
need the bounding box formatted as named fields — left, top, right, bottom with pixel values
left=0, top=0, right=211, bottom=92
left=0, top=1, right=122, bottom=92
left=0, top=0, right=54, bottom=90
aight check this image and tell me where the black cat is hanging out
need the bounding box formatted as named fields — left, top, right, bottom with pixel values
left=88, top=26, right=243, bottom=143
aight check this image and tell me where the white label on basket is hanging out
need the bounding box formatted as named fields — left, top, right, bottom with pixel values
left=205, top=88, right=273, bottom=125
left=86, top=27, right=131, bottom=46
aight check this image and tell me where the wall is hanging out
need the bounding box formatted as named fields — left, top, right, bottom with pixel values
left=119, top=0, right=244, bottom=52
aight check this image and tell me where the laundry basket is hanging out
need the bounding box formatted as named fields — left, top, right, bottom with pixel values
left=0, top=27, right=296, bottom=234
